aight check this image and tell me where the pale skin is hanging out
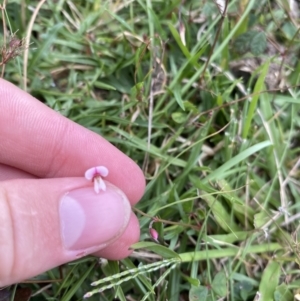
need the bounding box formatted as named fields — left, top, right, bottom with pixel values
left=0, top=79, right=145, bottom=286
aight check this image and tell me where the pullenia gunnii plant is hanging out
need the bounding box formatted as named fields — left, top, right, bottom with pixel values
left=83, top=167, right=174, bottom=299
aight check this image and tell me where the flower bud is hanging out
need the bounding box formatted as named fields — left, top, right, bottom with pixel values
left=149, top=228, right=159, bottom=242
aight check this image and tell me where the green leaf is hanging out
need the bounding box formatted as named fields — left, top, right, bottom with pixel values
left=274, top=284, right=293, bottom=301
left=212, top=271, right=227, bottom=297
left=189, top=286, right=208, bottom=301
left=259, top=261, right=281, bottom=301
left=183, top=101, right=198, bottom=113
left=238, top=280, right=254, bottom=301
left=179, top=243, right=282, bottom=263
left=242, top=60, right=270, bottom=138
left=181, top=274, right=200, bottom=286
left=233, top=30, right=266, bottom=55
left=102, top=260, right=119, bottom=275
left=130, top=82, right=145, bottom=102
left=172, top=112, right=187, bottom=123
left=250, top=31, right=267, bottom=55
left=233, top=30, right=255, bottom=54
left=29, top=23, right=64, bottom=70
left=105, top=8, right=133, bottom=31
left=199, top=193, right=240, bottom=232
left=168, top=22, right=192, bottom=60
left=130, top=242, right=181, bottom=259
left=253, top=210, right=270, bottom=229
left=217, top=179, right=255, bottom=218
left=282, top=22, right=297, bottom=40
left=61, top=263, right=95, bottom=301
left=173, top=85, right=186, bottom=111
left=203, top=232, right=248, bottom=244
left=94, top=81, right=116, bottom=90
left=109, top=126, right=186, bottom=167
left=204, top=141, right=273, bottom=182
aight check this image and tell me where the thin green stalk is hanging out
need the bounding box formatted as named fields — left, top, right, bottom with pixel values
left=179, top=243, right=282, bottom=262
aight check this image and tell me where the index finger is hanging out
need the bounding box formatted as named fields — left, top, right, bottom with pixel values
left=0, top=79, right=145, bottom=204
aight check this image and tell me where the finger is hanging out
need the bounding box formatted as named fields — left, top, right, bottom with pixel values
left=0, top=177, right=138, bottom=287
left=0, top=164, right=36, bottom=181
left=0, top=164, right=140, bottom=263
left=0, top=79, right=145, bottom=204
left=94, top=212, right=140, bottom=260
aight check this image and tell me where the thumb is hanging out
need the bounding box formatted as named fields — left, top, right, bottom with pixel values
left=0, top=177, right=132, bottom=286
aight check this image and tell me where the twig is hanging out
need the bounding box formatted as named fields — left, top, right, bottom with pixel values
left=133, top=207, right=201, bottom=231
left=0, top=0, right=7, bottom=77
left=23, top=0, right=46, bottom=91
left=199, top=0, right=229, bottom=83
left=282, top=157, right=300, bottom=187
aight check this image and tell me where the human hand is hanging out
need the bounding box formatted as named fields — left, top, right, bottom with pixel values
left=0, top=79, right=145, bottom=287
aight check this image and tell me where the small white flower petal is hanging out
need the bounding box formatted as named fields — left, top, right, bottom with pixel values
left=98, top=177, right=106, bottom=191
left=94, top=178, right=100, bottom=194
left=95, top=166, right=109, bottom=177
left=85, top=167, right=96, bottom=180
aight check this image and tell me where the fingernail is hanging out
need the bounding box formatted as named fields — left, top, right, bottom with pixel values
left=59, top=182, right=131, bottom=250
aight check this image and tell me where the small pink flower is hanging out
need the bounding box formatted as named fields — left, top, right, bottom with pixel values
left=149, top=228, right=159, bottom=242
left=85, top=166, right=109, bottom=193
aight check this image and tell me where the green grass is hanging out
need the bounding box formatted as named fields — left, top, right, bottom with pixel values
left=2, top=0, right=300, bottom=300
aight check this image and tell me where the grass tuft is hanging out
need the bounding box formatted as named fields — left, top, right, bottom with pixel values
left=2, top=0, right=300, bottom=300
